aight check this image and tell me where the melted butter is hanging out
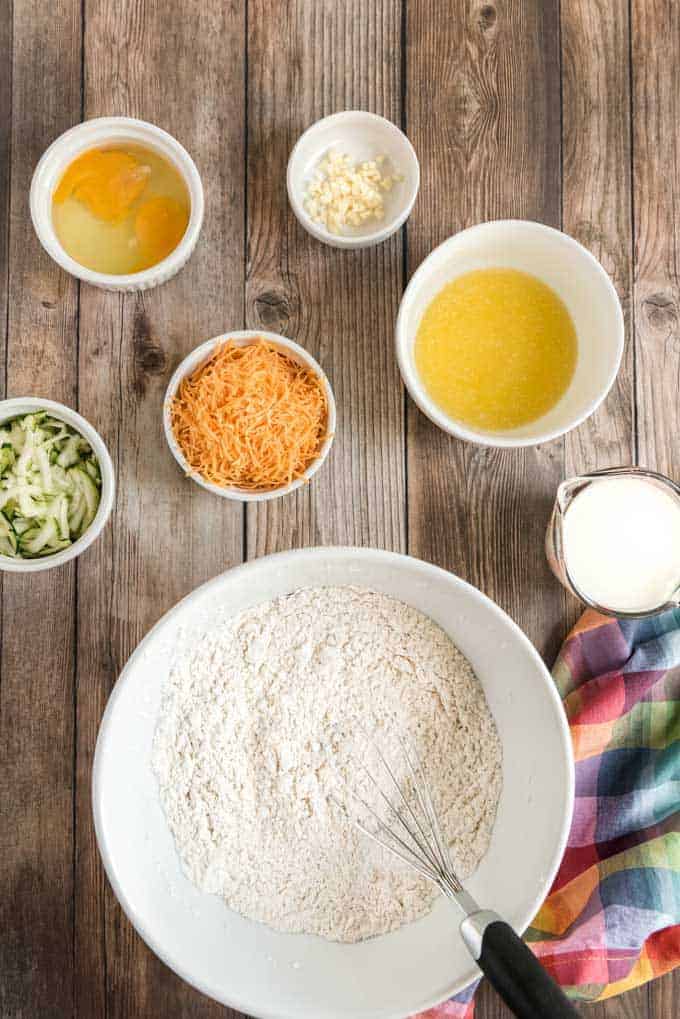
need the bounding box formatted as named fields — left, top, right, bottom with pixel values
left=414, top=268, right=578, bottom=431
left=52, top=143, right=190, bottom=275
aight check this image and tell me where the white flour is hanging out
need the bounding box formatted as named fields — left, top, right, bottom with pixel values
left=152, top=586, right=502, bottom=942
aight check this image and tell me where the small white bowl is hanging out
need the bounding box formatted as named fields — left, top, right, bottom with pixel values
left=287, top=111, right=420, bottom=249
left=163, top=330, right=336, bottom=502
left=0, top=397, right=115, bottom=573
left=396, top=219, right=625, bottom=447
left=30, top=116, right=204, bottom=292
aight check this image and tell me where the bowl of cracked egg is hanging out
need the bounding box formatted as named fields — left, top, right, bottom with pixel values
left=30, top=117, right=204, bottom=292
left=287, top=110, right=420, bottom=249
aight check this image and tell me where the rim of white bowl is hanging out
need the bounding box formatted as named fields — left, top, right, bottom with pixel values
left=92, top=545, right=575, bottom=1019
left=29, top=116, right=204, bottom=292
left=0, top=397, right=115, bottom=572
left=396, top=219, right=625, bottom=448
left=163, top=330, right=337, bottom=502
left=287, top=111, right=420, bottom=250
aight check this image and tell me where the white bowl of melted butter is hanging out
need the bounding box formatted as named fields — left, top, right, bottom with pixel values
left=396, top=220, right=624, bottom=447
left=30, top=117, right=204, bottom=292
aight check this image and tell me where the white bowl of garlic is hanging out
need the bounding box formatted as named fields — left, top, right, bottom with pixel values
left=287, top=111, right=420, bottom=249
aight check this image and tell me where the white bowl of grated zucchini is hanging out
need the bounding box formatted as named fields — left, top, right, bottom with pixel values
left=0, top=397, right=115, bottom=572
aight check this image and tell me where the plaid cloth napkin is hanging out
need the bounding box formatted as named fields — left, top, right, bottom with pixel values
left=418, top=608, right=680, bottom=1017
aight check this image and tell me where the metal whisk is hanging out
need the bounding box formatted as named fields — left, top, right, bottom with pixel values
left=340, top=738, right=580, bottom=1019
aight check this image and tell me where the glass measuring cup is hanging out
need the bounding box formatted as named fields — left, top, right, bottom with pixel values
left=545, top=465, right=680, bottom=618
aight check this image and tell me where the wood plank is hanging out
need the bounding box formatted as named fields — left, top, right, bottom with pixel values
left=649, top=964, right=676, bottom=1019
left=560, top=0, right=634, bottom=635
left=588, top=986, right=651, bottom=1019
left=628, top=0, right=680, bottom=1013
left=245, top=0, right=406, bottom=558
left=0, top=0, right=10, bottom=402
left=0, top=0, right=11, bottom=913
left=559, top=4, right=657, bottom=1017
left=406, top=0, right=563, bottom=664
left=76, top=1, right=245, bottom=1016
left=632, top=0, right=680, bottom=477
left=0, top=4, right=672, bottom=1019
left=0, top=2, right=81, bottom=1017
left=561, top=0, right=634, bottom=473
left=406, top=3, right=564, bottom=1016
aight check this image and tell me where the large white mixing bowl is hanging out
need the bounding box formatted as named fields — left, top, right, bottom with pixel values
left=93, top=547, right=574, bottom=1019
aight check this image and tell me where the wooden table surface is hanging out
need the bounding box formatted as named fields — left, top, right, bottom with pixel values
left=1, top=1, right=677, bottom=1017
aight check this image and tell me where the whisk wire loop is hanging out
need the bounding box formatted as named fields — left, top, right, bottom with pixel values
left=361, top=744, right=449, bottom=878
left=400, top=737, right=460, bottom=889
left=336, top=735, right=465, bottom=899
left=336, top=735, right=583, bottom=1019
left=354, top=769, right=442, bottom=877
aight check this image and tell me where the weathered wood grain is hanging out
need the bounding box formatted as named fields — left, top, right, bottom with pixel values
left=1, top=1, right=677, bottom=1017
left=0, top=0, right=10, bottom=402
left=75, top=1, right=245, bottom=1016
left=560, top=0, right=634, bottom=637
left=406, top=2, right=566, bottom=1016
left=628, top=0, right=680, bottom=1011
left=632, top=0, right=680, bottom=479
left=245, top=0, right=406, bottom=558
left=561, top=0, right=634, bottom=474
left=0, top=2, right=81, bottom=1018
left=406, top=0, right=564, bottom=662
left=0, top=0, right=11, bottom=897
left=560, top=4, right=662, bottom=1016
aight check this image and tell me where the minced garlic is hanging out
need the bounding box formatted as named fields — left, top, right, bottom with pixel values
left=304, top=150, right=400, bottom=234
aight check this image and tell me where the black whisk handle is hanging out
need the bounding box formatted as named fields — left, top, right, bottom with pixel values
left=461, top=911, right=580, bottom=1018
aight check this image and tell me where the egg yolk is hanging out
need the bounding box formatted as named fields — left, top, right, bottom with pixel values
left=134, top=197, right=188, bottom=270
left=53, top=149, right=151, bottom=223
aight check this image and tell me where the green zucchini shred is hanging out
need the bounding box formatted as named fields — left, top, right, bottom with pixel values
left=0, top=411, right=102, bottom=560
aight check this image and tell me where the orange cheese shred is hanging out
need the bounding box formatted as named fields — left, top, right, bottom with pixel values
left=170, top=339, right=329, bottom=491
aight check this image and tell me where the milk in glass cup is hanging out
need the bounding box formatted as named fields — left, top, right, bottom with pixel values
left=546, top=466, right=680, bottom=618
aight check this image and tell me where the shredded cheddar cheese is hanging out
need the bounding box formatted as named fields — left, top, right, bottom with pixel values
left=170, top=339, right=328, bottom=491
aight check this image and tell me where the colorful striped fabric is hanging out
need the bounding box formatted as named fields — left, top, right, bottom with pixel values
left=418, top=608, right=680, bottom=1017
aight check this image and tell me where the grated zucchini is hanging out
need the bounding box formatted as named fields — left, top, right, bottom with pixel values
left=0, top=411, right=102, bottom=559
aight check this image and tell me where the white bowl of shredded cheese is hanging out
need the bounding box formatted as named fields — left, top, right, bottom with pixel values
left=163, top=330, right=336, bottom=502
left=93, top=547, right=573, bottom=1019
left=287, top=111, right=420, bottom=249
